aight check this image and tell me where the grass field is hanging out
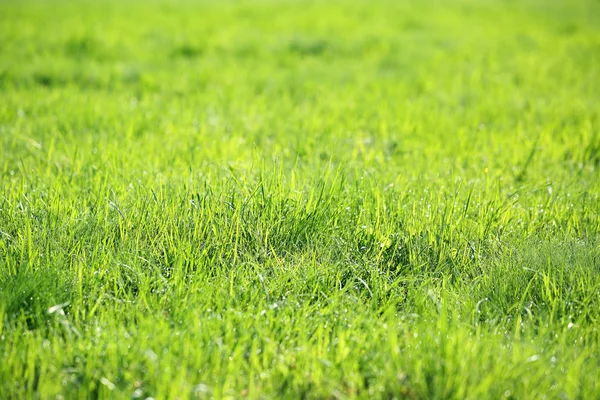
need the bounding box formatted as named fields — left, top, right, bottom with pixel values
left=1, top=0, right=600, bottom=398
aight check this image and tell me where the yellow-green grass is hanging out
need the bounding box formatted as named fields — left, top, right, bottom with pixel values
left=1, top=0, right=599, bottom=398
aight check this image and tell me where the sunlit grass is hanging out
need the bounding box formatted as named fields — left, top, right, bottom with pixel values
left=1, top=0, right=599, bottom=398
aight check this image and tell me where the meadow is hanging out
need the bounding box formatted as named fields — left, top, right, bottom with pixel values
left=1, top=0, right=599, bottom=398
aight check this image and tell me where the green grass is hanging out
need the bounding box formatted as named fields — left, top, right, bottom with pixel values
left=1, top=0, right=600, bottom=398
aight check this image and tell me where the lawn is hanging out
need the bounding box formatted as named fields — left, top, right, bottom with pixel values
left=1, top=0, right=599, bottom=398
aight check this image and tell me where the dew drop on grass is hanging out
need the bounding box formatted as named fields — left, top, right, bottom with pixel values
left=100, top=377, right=115, bottom=390
left=527, top=355, right=540, bottom=363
